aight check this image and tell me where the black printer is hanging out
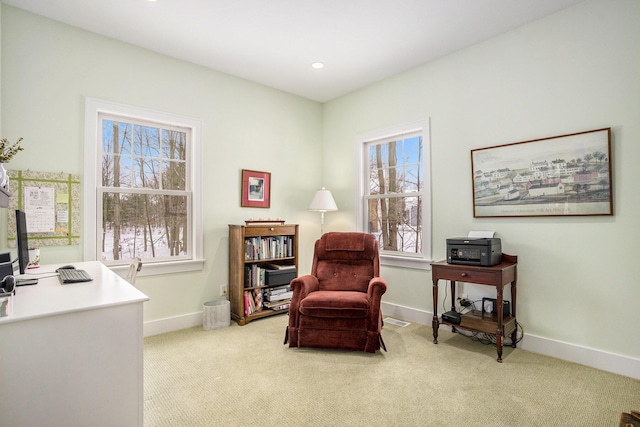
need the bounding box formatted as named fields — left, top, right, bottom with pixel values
left=446, top=237, right=502, bottom=266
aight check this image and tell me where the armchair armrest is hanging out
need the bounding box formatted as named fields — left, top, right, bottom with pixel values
left=290, top=274, right=320, bottom=300
left=288, top=275, right=319, bottom=323
left=367, top=276, right=387, bottom=301
left=367, top=276, right=387, bottom=329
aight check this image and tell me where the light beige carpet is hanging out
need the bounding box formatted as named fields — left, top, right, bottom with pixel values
left=144, top=314, right=639, bottom=426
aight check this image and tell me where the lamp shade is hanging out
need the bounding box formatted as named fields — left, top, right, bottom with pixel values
left=308, top=188, right=338, bottom=212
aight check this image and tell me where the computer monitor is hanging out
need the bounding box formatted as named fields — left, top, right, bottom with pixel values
left=15, top=209, right=30, bottom=275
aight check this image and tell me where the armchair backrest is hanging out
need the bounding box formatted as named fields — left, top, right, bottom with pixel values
left=311, top=232, right=380, bottom=292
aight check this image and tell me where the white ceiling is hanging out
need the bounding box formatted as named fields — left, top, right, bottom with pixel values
left=4, top=0, right=585, bottom=103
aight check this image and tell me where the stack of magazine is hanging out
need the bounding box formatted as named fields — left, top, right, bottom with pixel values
left=263, top=284, right=293, bottom=311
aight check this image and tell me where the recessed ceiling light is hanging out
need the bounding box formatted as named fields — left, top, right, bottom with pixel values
left=311, top=62, right=325, bottom=69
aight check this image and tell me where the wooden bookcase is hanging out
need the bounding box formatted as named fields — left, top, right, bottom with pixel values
left=228, top=223, right=298, bottom=325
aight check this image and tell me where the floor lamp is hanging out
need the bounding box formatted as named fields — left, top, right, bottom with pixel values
left=308, top=187, right=338, bottom=235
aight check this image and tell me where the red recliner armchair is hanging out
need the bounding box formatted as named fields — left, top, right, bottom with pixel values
left=284, top=232, right=387, bottom=353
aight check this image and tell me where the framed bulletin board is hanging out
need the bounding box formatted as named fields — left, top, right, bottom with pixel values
left=7, top=170, right=81, bottom=247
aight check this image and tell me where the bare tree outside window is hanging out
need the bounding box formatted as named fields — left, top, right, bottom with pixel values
left=100, top=117, right=189, bottom=262
left=367, top=135, right=423, bottom=255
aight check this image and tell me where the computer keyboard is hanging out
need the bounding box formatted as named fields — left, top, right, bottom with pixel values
left=58, top=269, right=93, bottom=284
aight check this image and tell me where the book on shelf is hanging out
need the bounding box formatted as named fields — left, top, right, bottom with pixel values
left=244, top=235, right=294, bottom=261
left=244, top=291, right=251, bottom=317
left=244, top=265, right=267, bottom=288
left=253, top=289, right=263, bottom=312
left=249, top=292, right=255, bottom=313
left=244, top=289, right=265, bottom=315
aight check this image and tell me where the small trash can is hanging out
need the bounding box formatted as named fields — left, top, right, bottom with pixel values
left=203, top=300, right=230, bottom=330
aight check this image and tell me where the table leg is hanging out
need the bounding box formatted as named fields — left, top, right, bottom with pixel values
left=496, top=284, right=504, bottom=362
left=511, top=280, right=518, bottom=346
left=449, top=280, right=456, bottom=312
left=432, top=278, right=439, bottom=344
left=449, top=280, right=457, bottom=332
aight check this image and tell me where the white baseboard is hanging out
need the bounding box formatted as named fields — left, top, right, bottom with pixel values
left=381, top=301, right=432, bottom=326
left=519, top=333, right=640, bottom=380
left=381, top=301, right=640, bottom=380
left=144, top=311, right=203, bottom=337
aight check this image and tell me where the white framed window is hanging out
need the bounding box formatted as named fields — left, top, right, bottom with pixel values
left=356, top=119, right=432, bottom=270
left=84, top=98, right=204, bottom=275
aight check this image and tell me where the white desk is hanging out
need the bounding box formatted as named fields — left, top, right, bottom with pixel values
left=0, top=261, right=149, bottom=427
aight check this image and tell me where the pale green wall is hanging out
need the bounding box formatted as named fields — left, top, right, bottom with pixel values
left=0, top=5, right=323, bottom=322
left=322, top=0, right=640, bottom=359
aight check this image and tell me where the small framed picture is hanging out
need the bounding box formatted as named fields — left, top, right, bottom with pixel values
left=241, top=169, right=271, bottom=208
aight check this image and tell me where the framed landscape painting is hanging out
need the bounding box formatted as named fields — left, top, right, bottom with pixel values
left=241, top=169, right=271, bottom=208
left=471, top=128, right=612, bottom=218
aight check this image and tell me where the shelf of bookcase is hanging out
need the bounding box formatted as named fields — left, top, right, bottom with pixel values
left=235, top=302, right=291, bottom=325
left=244, top=257, right=295, bottom=264
left=240, top=309, right=279, bottom=324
